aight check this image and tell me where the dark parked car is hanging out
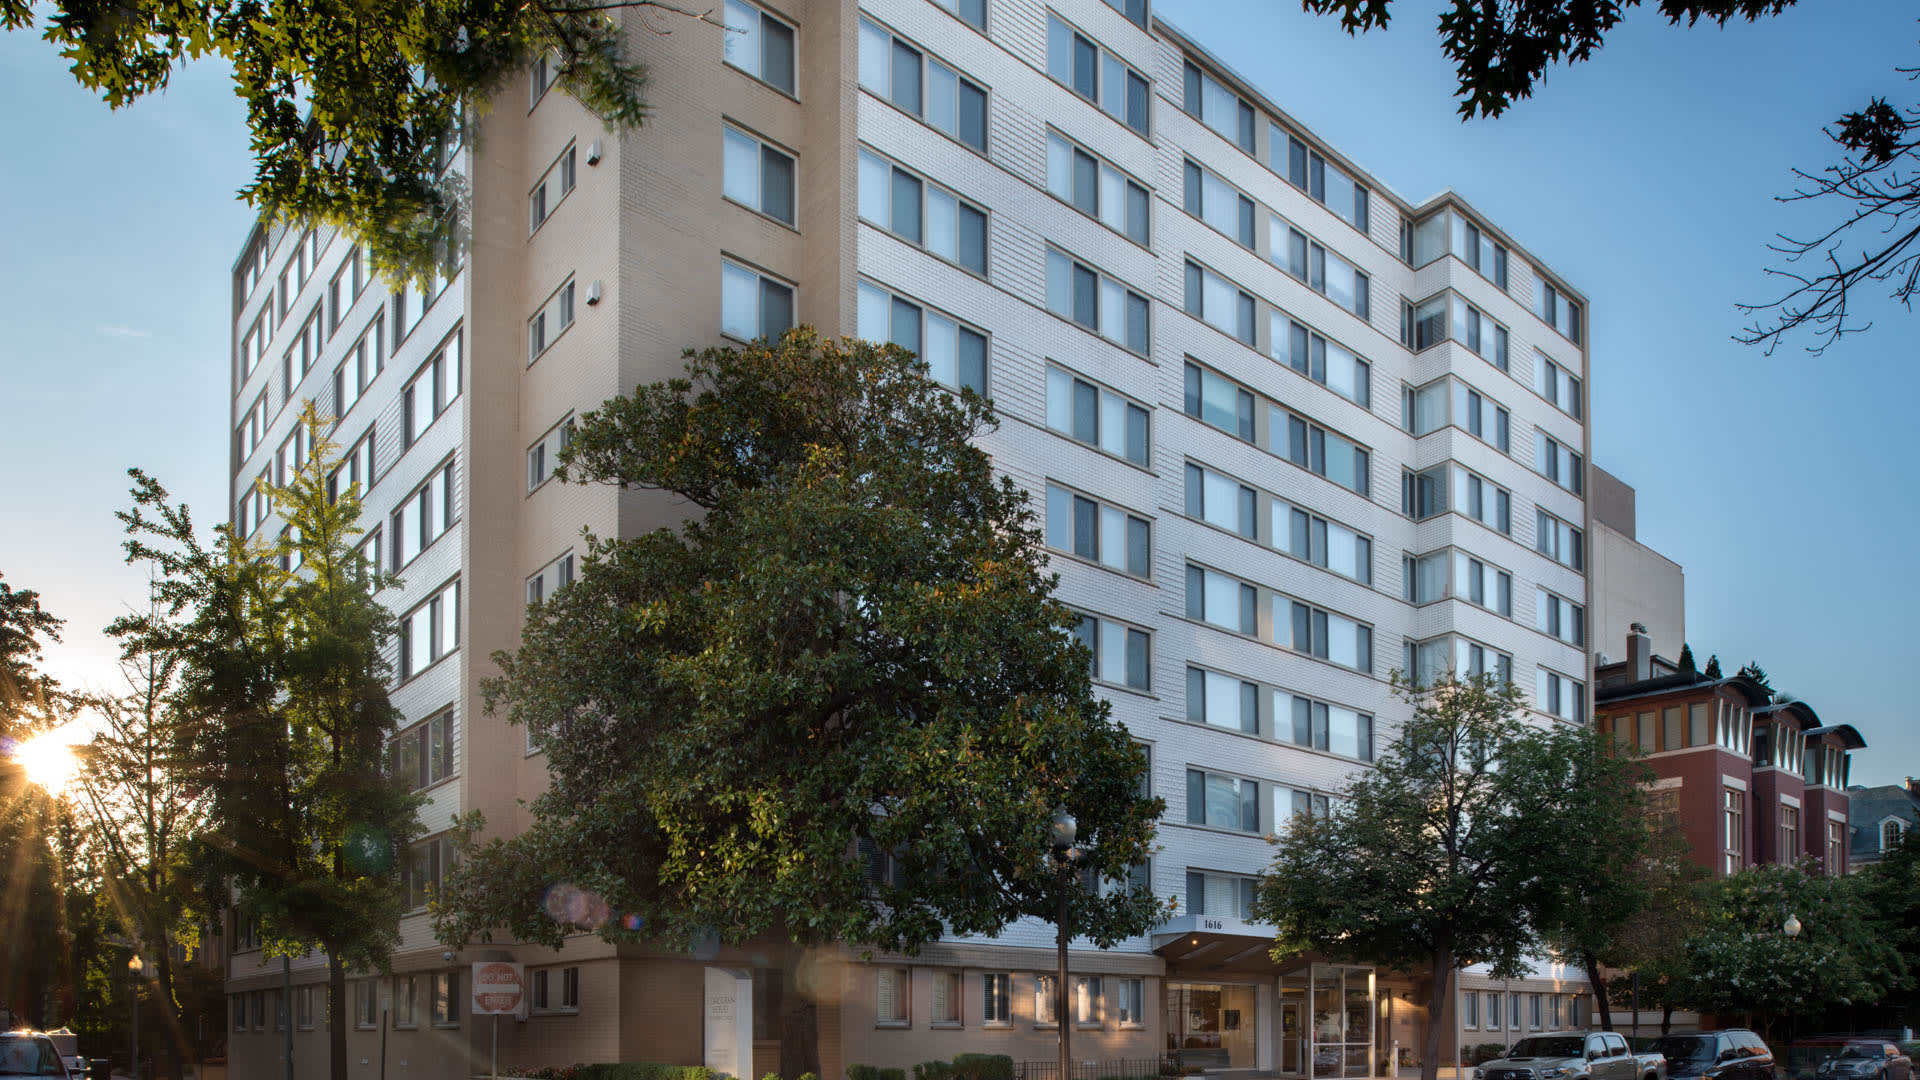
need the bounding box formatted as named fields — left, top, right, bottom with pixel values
left=1815, top=1042, right=1913, bottom=1080
left=1650, top=1029, right=1773, bottom=1080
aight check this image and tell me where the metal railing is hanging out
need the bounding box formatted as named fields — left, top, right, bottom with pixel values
left=1015, top=1059, right=1166, bottom=1080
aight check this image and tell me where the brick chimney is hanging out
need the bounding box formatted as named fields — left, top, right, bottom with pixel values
left=1627, top=623, right=1653, bottom=682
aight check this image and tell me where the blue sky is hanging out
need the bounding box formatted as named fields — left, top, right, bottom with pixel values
left=2, top=2, right=1915, bottom=784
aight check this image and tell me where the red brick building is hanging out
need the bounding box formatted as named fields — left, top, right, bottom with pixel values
left=1593, top=625, right=1863, bottom=877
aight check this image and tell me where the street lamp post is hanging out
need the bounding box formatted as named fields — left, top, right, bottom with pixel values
left=1783, top=913, right=1802, bottom=1043
left=1051, top=808, right=1080, bottom=1080
left=128, top=954, right=144, bottom=1080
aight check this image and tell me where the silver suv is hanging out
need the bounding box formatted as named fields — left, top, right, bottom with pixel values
left=1477, top=1032, right=1651, bottom=1080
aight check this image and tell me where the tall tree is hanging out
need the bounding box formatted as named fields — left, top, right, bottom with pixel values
left=1704, top=655, right=1723, bottom=679
left=0, top=0, right=688, bottom=281
left=117, top=405, right=422, bottom=1080
left=1736, top=661, right=1774, bottom=696
left=0, top=573, right=65, bottom=733
left=1678, top=643, right=1697, bottom=674
left=1255, top=675, right=1620, bottom=1080
left=433, top=330, right=1165, bottom=1071
left=1297, top=0, right=1918, bottom=352
left=1854, top=828, right=1920, bottom=1030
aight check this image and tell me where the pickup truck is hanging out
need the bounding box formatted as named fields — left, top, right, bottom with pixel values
left=1476, top=1031, right=1667, bottom=1080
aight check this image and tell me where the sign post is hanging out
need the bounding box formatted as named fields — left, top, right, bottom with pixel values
left=471, top=962, right=526, bottom=1080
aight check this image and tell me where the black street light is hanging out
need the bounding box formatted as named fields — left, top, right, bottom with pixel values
left=1050, top=808, right=1080, bottom=1080
left=128, top=954, right=143, bottom=1080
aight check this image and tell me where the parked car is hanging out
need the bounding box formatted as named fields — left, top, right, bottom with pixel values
left=0, top=1031, right=72, bottom=1077
left=1476, top=1031, right=1664, bottom=1080
left=1652, top=1029, right=1774, bottom=1080
left=1816, top=1041, right=1913, bottom=1080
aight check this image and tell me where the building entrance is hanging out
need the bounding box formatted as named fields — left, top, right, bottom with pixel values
left=1165, top=982, right=1259, bottom=1069
left=1278, top=964, right=1375, bottom=1078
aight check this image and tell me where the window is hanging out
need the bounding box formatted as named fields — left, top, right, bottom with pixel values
left=237, top=393, right=268, bottom=461
left=1052, top=131, right=1150, bottom=244
left=1035, top=974, right=1059, bottom=1027
left=1463, top=990, right=1479, bottom=1028
left=1511, top=994, right=1522, bottom=1030
left=1183, top=362, right=1256, bottom=442
left=1182, top=60, right=1254, bottom=152
left=328, top=427, right=377, bottom=506
left=531, top=967, right=580, bottom=1012
left=1283, top=599, right=1373, bottom=672
left=1535, top=589, right=1585, bottom=646
left=1270, top=313, right=1371, bottom=408
left=1411, top=292, right=1508, bottom=369
left=283, top=308, right=321, bottom=393
left=355, top=981, right=378, bottom=1029
left=1184, top=260, right=1256, bottom=344
left=431, top=971, right=460, bottom=1026
left=1188, top=769, right=1258, bottom=832
left=1723, top=787, right=1745, bottom=874
left=390, top=257, right=454, bottom=349
left=1045, top=248, right=1150, bottom=353
left=1284, top=693, right=1373, bottom=761
left=250, top=989, right=266, bottom=1030
left=528, top=278, right=577, bottom=363
left=1272, top=219, right=1369, bottom=318
left=298, top=985, right=317, bottom=1030
left=1882, top=818, right=1900, bottom=852
left=528, top=143, right=578, bottom=234
left=1776, top=805, right=1801, bottom=861
left=1185, top=564, right=1257, bottom=636
left=333, top=317, right=386, bottom=419
left=725, top=125, right=796, bottom=225
left=1405, top=635, right=1511, bottom=688
left=393, top=976, right=418, bottom=1028
left=1046, top=15, right=1148, bottom=134
left=404, top=835, right=456, bottom=910
left=391, top=709, right=454, bottom=790
left=876, top=967, right=908, bottom=1026
left=241, top=311, right=271, bottom=377
left=272, top=989, right=287, bottom=1032
left=1536, top=669, right=1586, bottom=723
left=1535, top=508, right=1584, bottom=570
left=1534, top=430, right=1584, bottom=494
left=403, top=332, right=462, bottom=447
left=1274, top=128, right=1369, bottom=233
left=1185, top=870, right=1257, bottom=919
left=1409, top=208, right=1507, bottom=287
left=721, top=260, right=794, bottom=341
left=722, top=0, right=795, bottom=94
left=1279, top=503, right=1372, bottom=584
left=982, top=973, right=1011, bottom=1026
left=1071, top=613, right=1150, bottom=691
left=924, top=970, right=960, bottom=1026
left=528, top=50, right=561, bottom=107
left=399, top=579, right=459, bottom=680
left=1046, top=366, right=1149, bottom=467
left=1185, top=463, right=1257, bottom=539
left=526, top=551, right=576, bottom=607
left=1277, top=406, right=1371, bottom=496
left=858, top=18, right=988, bottom=152
left=1529, top=993, right=1542, bottom=1030
left=857, top=281, right=988, bottom=394
left=391, top=460, right=456, bottom=569
left=1486, top=992, right=1501, bottom=1030
left=1406, top=552, right=1510, bottom=616
left=1116, top=978, right=1144, bottom=1027
left=1073, top=976, right=1102, bottom=1026
left=1046, top=483, right=1150, bottom=577
left=328, top=246, right=364, bottom=335
left=858, top=149, right=987, bottom=273
left=275, top=424, right=312, bottom=487
left=1184, top=158, right=1253, bottom=247
left=1532, top=350, right=1583, bottom=419
left=527, top=416, right=574, bottom=492
left=1535, top=276, right=1583, bottom=344
left=239, top=232, right=269, bottom=300
left=1827, top=820, right=1845, bottom=875
left=1187, top=667, right=1258, bottom=734
left=931, top=0, right=986, bottom=30
left=1402, top=378, right=1507, bottom=451
left=1549, top=995, right=1561, bottom=1028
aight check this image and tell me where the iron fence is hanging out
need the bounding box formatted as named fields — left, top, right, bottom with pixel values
left=1015, top=1059, right=1167, bottom=1080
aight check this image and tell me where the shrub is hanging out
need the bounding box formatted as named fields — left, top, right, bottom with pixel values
left=916, top=1062, right=955, bottom=1080
left=574, top=1066, right=717, bottom=1080
left=950, top=1055, right=1014, bottom=1080
left=1473, top=1045, right=1508, bottom=1066
left=849, top=1067, right=904, bottom=1080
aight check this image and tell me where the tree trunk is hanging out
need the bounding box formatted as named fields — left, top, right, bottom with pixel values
left=1422, top=946, right=1455, bottom=1080
left=154, top=951, right=186, bottom=1080
left=329, top=952, right=348, bottom=1080
left=1584, top=953, right=1615, bottom=1032
left=1660, top=1002, right=1673, bottom=1036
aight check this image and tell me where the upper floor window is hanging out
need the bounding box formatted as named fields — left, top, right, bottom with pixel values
left=527, top=550, right=576, bottom=606
left=1533, top=351, right=1583, bottom=418
left=1403, top=462, right=1511, bottom=535
left=528, top=51, right=561, bottom=108
left=1273, top=219, right=1369, bottom=319
left=859, top=149, right=987, bottom=274
left=1184, top=462, right=1371, bottom=584
left=1102, top=0, right=1147, bottom=28
left=1185, top=462, right=1256, bottom=540
left=1535, top=508, right=1584, bottom=570
left=1071, top=611, right=1150, bottom=691
left=334, top=315, right=386, bottom=420
left=1046, top=14, right=1148, bottom=135
left=930, top=0, right=986, bottom=30
left=529, top=143, right=578, bottom=235
left=1409, top=208, right=1507, bottom=287
left=1405, top=550, right=1511, bottom=617
left=403, top=331, right=462, bottom=448
left=1536, top=588, right=1585, bottom=646
left=1187, top=770, right=1259, bottom=832
left=392, top=458, right=456, bottom=569
left=1536, top=669, right=1585, bottom=723
left=1046, top=248, right=1149, bottom=353
left=237, top=393, right=268, bottom=462
left=1045, top=365, right=1149, bottom=467
left=1184, top=260, right=1255, bottom=345
left=1047, top=483, right=1150, bottom=578
left=527, top=416, right=574, bottom=492
left=1535, top=276, right=1583, bottom=344
left=1277, top=405, right=1370, bottom=497
left=723, top=0, right=795, bottom=95
left=391, top=708, right=454, bottom=790
left=857, top=281, right=988, bottom=395
left=721, top=260, right=794, bottom=342
left=1406, top=635, right=1512, bottom=688
left=1186, top=563, right=1257, bottom=636
left=1184, top=158, right=1253, bottom=248
left=1187, top=666, right=1258, bottom=734
left=1402, top=376, right=1508, bottom=452
left=1270, top=313, right=1370, bottom=408
left=328, top=246, right=366, bottom=336
left=1182, top=61, right=1253, bottom=153
left=1409, top=292, right=1508, bottom=370
left=1274, top=128, right=1369, bottom=233
left=1534, top=431, right=1584, bottom=495
left=239, top=232, right=269, bottom=301
left=1284, top=693, right=1373, bottom=761
left=241, top=311, right=271, bottom=377
left=1052, top=131, right=1149, bottom=245
left=1183, top=361, right=1254, bottom=442
left=1186, top=869, right=1257, bottom=919
left=528, top=278, right=577, bottom=364
left=859, top=18, right=987, bottom=152
left=328, top=426, right=377, bottom=506
left=724, top=125, right=796, bottom=225
left=399, top=579, right=459, bottom=680
left=1281, top=598, right=1373, bottom=673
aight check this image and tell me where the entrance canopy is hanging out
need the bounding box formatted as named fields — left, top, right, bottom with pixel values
left=1153, top=913, right=1285, bottom=974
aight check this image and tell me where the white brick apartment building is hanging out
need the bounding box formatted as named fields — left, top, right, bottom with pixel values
left=222, top=0, right=1598, bottom=1074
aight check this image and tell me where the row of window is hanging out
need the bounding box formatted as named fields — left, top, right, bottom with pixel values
left=227, top=969, right=507, bottom=1034
left=873, top=968, right=1145, bottom=1029
left=1459, top=989, right=1589, bottom=1031
left=1185, top=563, right=1375, bottom=674
left=1184, top=361, right=1371, bottom=498
left=1186, top=667, right=1375, bottom=762
left=1185, top=767, right=1341, bottom=835
left=1185, top=462, right=1373, bottom=585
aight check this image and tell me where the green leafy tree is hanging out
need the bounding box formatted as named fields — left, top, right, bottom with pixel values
left=1298, top=0, right=1920, bottom=352
left=116, top=405, right=422, bottom=1080
left=1704, top=655, right=1723, bottom=679
left=1856, top=828, right=1920, bottom=1029
left=0, top=0, right=685, bottom=281
left=1684, top=864, right=1899, bottom=1038
left=0, top=573, right=65, bottom=733
left=1256, top=675, right=1623, bottom=1080
left=433, top=329, right=1165, bottom=1073
left=1600, top=825, right=1712, bottom=1035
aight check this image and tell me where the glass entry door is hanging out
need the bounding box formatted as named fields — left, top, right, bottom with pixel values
left=1281, top=1000, right=1305, bottom=1075
left=1296, top=964, right=1374, bottom=1078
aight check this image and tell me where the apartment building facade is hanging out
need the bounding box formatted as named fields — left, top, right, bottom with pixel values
left=221, top=0, right=1595, bottom=1075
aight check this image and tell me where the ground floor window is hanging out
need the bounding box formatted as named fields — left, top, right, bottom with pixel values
left=876, top=967, right=907, bottom=1026
left=932, top=971, right=961, bottom=1026
left=1116, top=978, right=1144, bottom=1028
left=1168, top=982, right=1258, bottom=1068
left=982, top=973, right=1011, bottom=1026
left=432, top=971, right=460, bottom=1027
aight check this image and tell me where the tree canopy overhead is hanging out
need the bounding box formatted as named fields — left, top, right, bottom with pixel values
left=436, top=328, right=1165, bottom=969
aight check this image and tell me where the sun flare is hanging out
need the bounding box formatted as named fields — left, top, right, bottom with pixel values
left=13, top=728, right=84, bottom=796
